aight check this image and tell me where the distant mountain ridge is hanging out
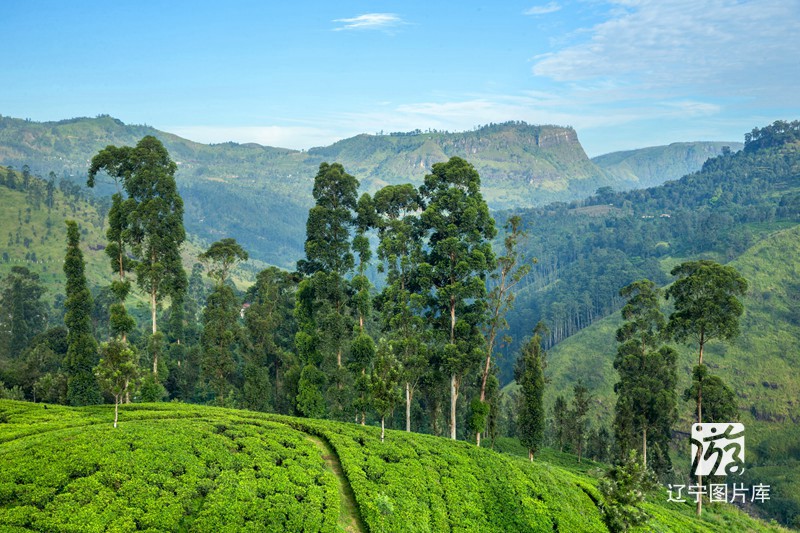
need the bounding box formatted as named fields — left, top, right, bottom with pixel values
left=0, top=114, right=733, bottom=266
left=593, top=141, right=744, bottom=188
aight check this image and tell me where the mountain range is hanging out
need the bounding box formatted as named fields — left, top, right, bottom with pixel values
left=0, top=114, right=739, bottom=267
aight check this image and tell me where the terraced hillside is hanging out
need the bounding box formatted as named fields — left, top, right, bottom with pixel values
left=0, top=401, right=785, bottom=532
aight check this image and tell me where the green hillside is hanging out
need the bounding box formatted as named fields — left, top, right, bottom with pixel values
left=0, top=400, right=785, bottom=532
left=0, top=173, right=261, bottom=306
left=593, top=142, right=744, bottom=188
left=542, top=224, right=800, bottom=525
left=0, top=115, right=638, bottom=267
left=500, top=133, right=800, bottom=380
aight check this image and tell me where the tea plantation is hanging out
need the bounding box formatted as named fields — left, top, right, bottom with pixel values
left=0, top=401, right=785, bottom=532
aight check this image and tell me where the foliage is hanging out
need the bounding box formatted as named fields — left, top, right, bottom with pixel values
left=63, top=220, right=100, bottom=406
left=94, top=339, right=138, bottom=427
left=502, top=132, right=800, bottom=376
left=419, top=156, right=497, bottom=439
left=0, top=267, right=48, bottom=358
left=665, top=260, right=748, bottom=367
left=0, top=401, right=787, bottom=532
left=370, top=341, right=402, bottom=442
left=598, top=450, right=658, bottom=532
left=88, top=135, right=187, bottom=378
left=682, top=364, right=738, bottom=423
left=201, top=285, right=241, bottom=406
left=613, top=279, right=677, bottom=474
left=199, top=238, right=249, bottom=287
left=514, top=329, right=547, bottom=459
left=0, top=402, right=338, bottom=532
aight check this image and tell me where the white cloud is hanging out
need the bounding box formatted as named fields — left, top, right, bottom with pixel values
left=532, top=0, right=800, bottom=105
left=524, top=2, right=562, bottom=15
left=333, top=13, right=405, bottom=32
left=166, top=126, right=339, bottom=150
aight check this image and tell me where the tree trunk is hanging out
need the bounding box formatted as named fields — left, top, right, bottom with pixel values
left=405, top=382, right=412, bottom=432
left=381, top=416, right=385, bottom=443
left=449, top=292, right=457, bottom=440
left=450, top=373, right=458, bottom=440
left=643, top=427, right=647, bottom=470
left=476, top=430, right=481, bottom=447
left=529, top=449, right=533, bottom=462
left=151, top=289, right=158, bottom=375
left=696, top=379, right=703, bottom=516
left=114, top=396, right=119, bottom=429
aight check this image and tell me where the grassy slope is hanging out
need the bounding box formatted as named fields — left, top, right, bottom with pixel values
left=544, top=224, right=800, bottom=426
left=0, top=401, right=784, bottom=532
left=0, top=183, right=262, bottom=307
left=536, top=224, right=800, bottom=526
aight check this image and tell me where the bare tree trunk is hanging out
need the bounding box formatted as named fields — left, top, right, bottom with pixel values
left=450, top=374, right=457, bottom=440
left=529, top=449, right=533, bottom=462
left=151, top=289, right=158, bottom=375
left=405, top=382, right=411, bottom=432
left=449, top=293, right=457, bottom=440
left=114, top=397, right=119, bottom=429
left=381, top=416, right=385, bottom=443
left=643, top=427, right=647, bottom=470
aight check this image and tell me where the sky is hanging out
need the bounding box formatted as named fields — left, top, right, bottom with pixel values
left=1, top=0, right=798, bottom=156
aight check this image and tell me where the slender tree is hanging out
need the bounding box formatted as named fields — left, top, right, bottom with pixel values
left=666, top=260, right=748, bottom=378
left=371, top=340, right=402, bottom=442
left=552, top=394, right=569, bottom=452
left=477, top=215, right=531, bottom=445
left=199, top=238, right=248, bottom=287
left=514, top=324, right=548, bottom=460
left=243, top=267, right=299, bottom=413
left=374, top=184, right=426, bottom=432
left=88, top=136, right=187, bottom=378
left=569, top=381, right=591, bottom=463
left=95, top=339, right=138, bottom=427
left=63, top=221, right=101, bottom=405
left=199, top=239, right=247, bottom=406
left=297, top=162, right=359, bottom=373
left=419, top=157, right=496, bottom=440
left=613, top=279, right=677, bottom=473
left=665, top=260, right=747, bottom=515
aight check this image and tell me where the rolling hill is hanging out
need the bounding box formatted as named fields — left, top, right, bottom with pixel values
left=536, top=224, right=800, bottom=526
left=0, top=115, right=731, bottom=268
left=0, top=400, right=786, bottom=532
left=0, top=170, right=262, bottom=309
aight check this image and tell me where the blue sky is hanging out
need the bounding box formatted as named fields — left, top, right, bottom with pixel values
left=2, top=0, right=798, bottom=156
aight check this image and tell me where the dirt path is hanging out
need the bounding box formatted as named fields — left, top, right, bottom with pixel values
left=306, top=434, right=367, bottom=533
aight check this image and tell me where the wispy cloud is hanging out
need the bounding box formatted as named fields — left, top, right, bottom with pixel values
left=523, top=2, right=561, bottom=16
left=167, top=91, right=740, bottom=156
left=532, top=0, right=800, bottom=106
left=333, top=13, right=405, bottom=32
left=167, top=126, right=338, bottom=151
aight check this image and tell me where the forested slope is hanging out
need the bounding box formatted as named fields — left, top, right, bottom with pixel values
left=500, top=133, right=800, bottom=375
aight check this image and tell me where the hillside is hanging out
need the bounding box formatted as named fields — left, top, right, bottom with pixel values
left=593, top=141, right=744, bottom=188
left=0, top=400, right=785, bottom=532
left=0, top=172, right=261, bottom=307
left=541, top=224, right=800, bottom=526
left=0, top=115, right=639, bottom=267
left=499, top=134, right=800, bottom=373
